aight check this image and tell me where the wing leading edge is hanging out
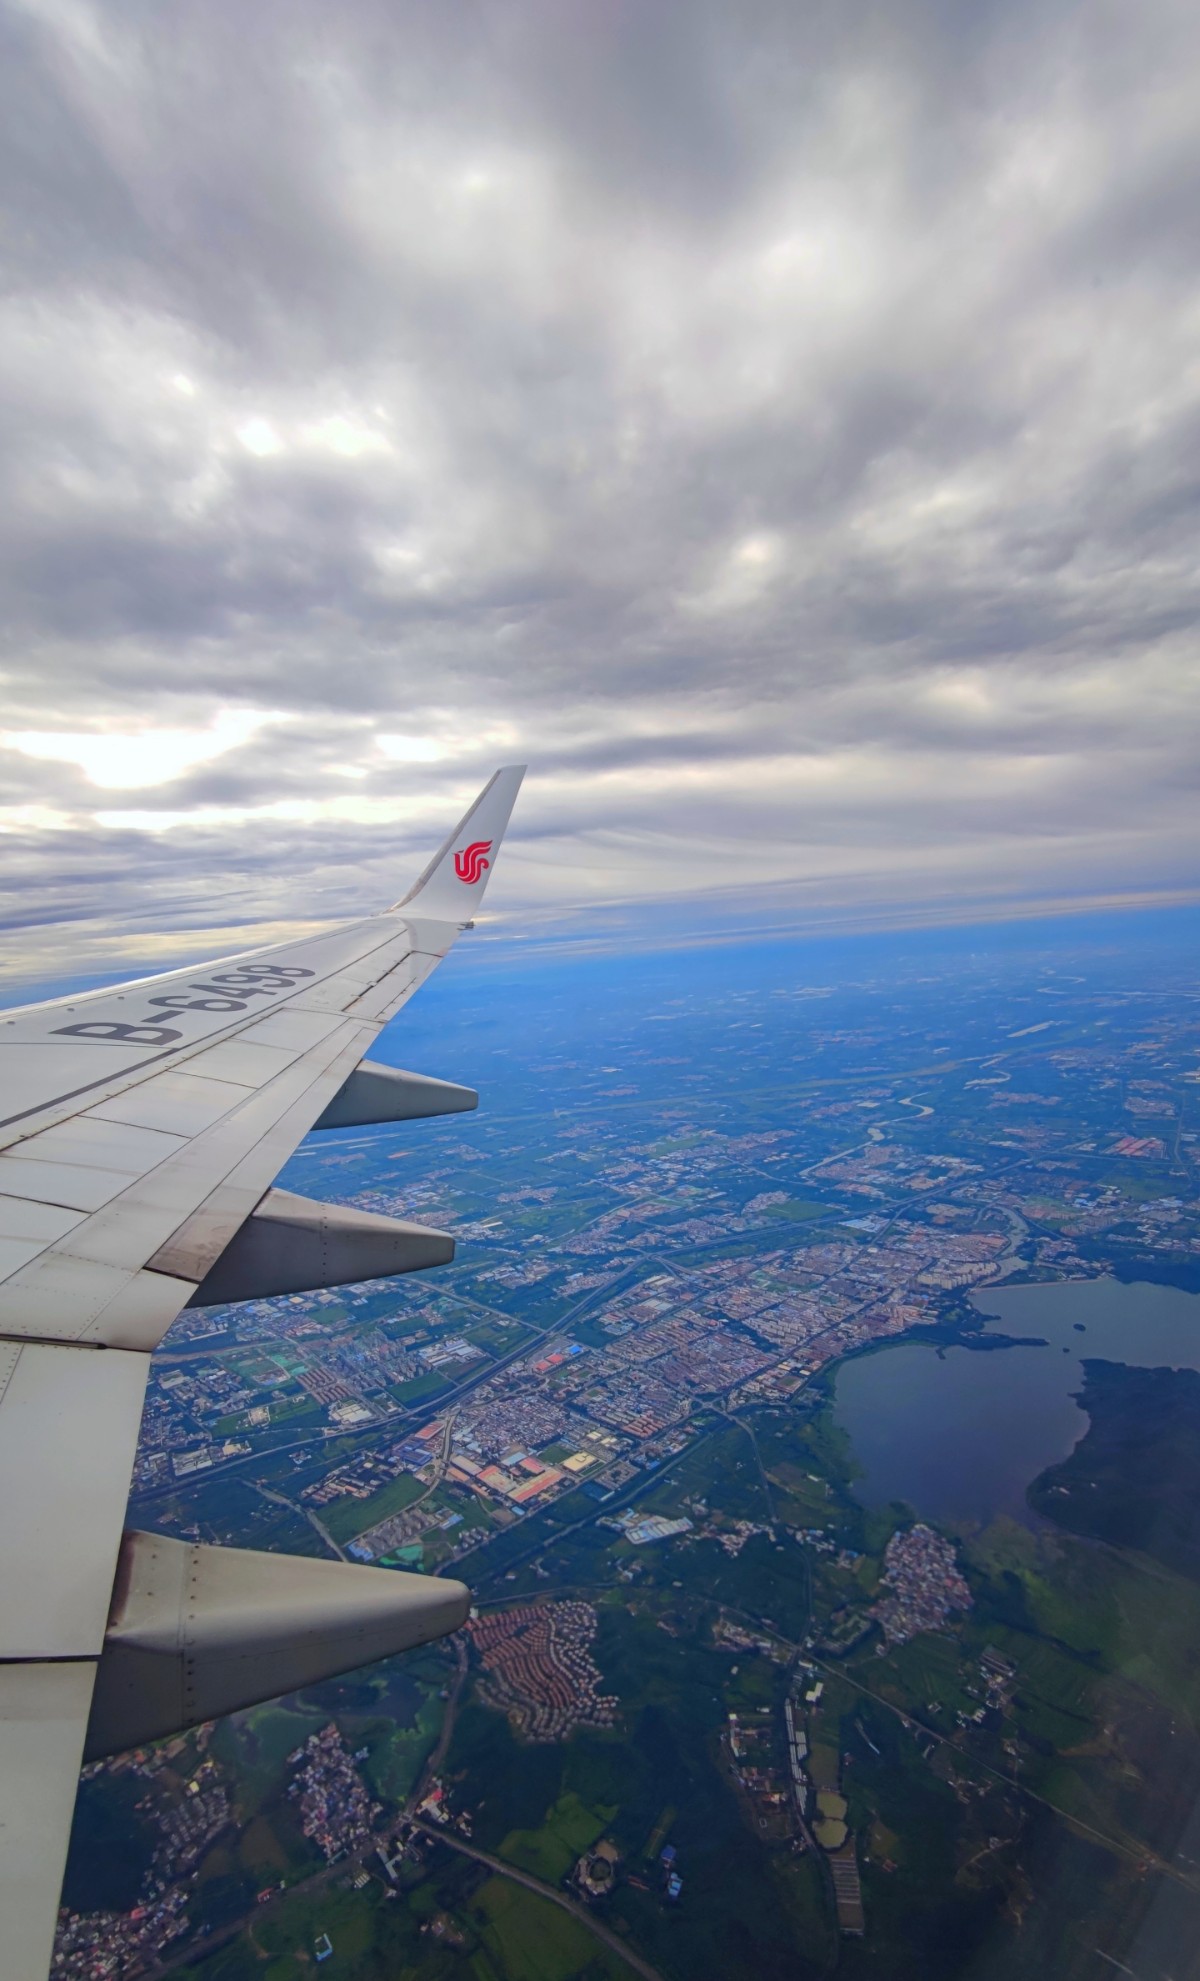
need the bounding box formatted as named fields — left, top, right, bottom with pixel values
left=0, top=766, right=525, bottom=1981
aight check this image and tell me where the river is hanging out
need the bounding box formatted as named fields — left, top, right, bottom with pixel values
left=830, top=1276, right=1200, bottom=1528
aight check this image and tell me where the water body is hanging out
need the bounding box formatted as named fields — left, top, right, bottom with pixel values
left=831, top=1278, right=1200, bottom=1529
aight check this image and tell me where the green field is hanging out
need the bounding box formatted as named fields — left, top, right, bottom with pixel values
left=323, top=1471, right=427, bottom=1543
left=470, top=1875, right=638, bottom=1981
left=758, top=1199, right=831, bottom=1223
left=191, top=1882, right=380, bottom=1980
left=212, top=1699, right=324, bottom=1815
left=499, top=1790, right=615, bottom=1882
left=363, top=1666, right=448, bottom=1802
left=394, top=1367, right=457, bottom=1404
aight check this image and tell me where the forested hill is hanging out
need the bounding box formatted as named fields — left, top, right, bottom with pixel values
left=1029, top=1360, right=1200, bottom=1579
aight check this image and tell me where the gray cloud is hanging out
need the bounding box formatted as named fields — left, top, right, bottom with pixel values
left=0, top=0, right=1197, bottom=983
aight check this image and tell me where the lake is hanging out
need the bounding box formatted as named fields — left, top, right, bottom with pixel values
left=831, top=1277, right=1200, bottom=1529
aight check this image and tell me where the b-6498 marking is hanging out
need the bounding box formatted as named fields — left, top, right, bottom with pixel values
left=52, top=963, right=316, bottom=1046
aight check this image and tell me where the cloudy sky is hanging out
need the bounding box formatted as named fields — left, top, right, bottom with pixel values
left=2, top=0, right=1198, bottom=983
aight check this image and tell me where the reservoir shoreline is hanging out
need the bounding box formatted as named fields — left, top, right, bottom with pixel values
left=827, top=1276, right=1200, bottom=1530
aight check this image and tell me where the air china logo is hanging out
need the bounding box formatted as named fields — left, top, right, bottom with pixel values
left=454, top=839, right=493, bottom=884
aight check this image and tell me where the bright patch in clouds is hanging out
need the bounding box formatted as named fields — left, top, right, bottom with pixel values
left=236, top=418, right=283, bottom=457
left=2, top=711, right=274, bottom=790
left=95, top=792, right=426, bottom=831
left=0, top=805, right=73, bottom=836
left=304, top=416, right=390, bottom=458
left=735, top=535, right=779, bottom=567
left=376, top=733, right=445, bottom=764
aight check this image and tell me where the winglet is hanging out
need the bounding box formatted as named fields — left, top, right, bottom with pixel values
left=395, top=765, right=526, bottom=920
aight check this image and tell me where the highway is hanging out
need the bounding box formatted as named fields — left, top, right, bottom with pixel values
left=141, top=1633, right=662, bottom=1981
left=410, top=1820, right=664, bottom=1981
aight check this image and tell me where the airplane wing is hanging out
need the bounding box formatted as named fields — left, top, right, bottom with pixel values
left=0, top=765, right=525, bottom=1981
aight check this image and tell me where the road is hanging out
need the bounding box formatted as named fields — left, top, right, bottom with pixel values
left=141, top=1830, right=380, bottom=1979
left=722, top=1407, right=777, bottom=1528
left=137, top=1045, right=1049, bottom=1519
left=135, top=1078, right=1037, bottom=1532
left=132, top=1319, right=549, bottom=1510
left=130, top=1068, right=1178, bottom=1979
left=141, top=1630, right=660, bottom=1981
left=393, top=1144, right=1032, bottom=1597
left=130, top=1266, right=645, bottom=1518
left=394, top=1406, right=459, bottom=1523
left=410, top=1820, right=665, bottom=1981
left=454, top=1417, right=720, bottom=1592
left=250, top=1481, right=348, bottom=1562
left=404, top=1633, right=468, bottom=1817
left=802, top=1651, right=1200, bottom=1893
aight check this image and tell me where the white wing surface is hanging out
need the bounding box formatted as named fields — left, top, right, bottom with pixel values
left=0, top=766, right=525, bottom=1981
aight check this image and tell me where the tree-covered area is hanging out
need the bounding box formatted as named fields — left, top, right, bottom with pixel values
left=1030, top=1361, right=1200, bottom=1579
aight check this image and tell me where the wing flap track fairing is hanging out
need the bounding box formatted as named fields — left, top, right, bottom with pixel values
left=183, top=1187, right=454, bottom=1306
left=85, top=1531, right=470, bottom=1760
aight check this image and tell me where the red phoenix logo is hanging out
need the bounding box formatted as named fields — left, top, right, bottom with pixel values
left=454, top=839, right=492, bottom=884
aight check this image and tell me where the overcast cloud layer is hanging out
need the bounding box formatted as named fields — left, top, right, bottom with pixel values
left=1, top=0, right=1198, bottom=981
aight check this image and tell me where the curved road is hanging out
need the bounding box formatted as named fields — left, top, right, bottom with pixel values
left=142, top=1626, right=662, bottom=1981
left=411, top=1820, right=664, bottom=1981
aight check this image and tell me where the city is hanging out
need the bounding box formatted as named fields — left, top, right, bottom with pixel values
left=52, top=925, right=1200, bottom=1981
